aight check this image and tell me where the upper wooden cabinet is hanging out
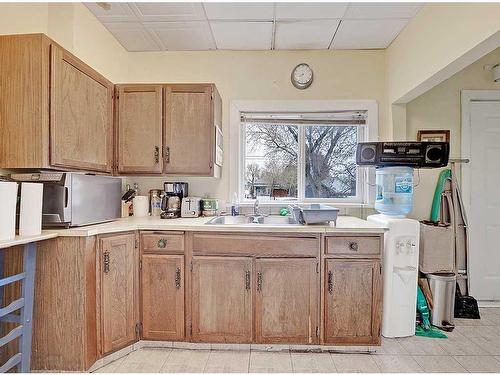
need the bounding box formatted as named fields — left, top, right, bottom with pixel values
left=98, top=232, right=139, bottom=355
left=0, top=34, right=114, bottom=173
left=114, top=83, right=222, bottom=177
left=115, top=85, right=163, bottom=174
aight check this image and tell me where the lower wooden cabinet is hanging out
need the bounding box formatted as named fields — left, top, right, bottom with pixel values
left=141, top=254, right=184, bottom=340
left=255, top=258, right=318, bottom=344
left=99, top=233, right=139, bottom=355
left=324, top=259, right=382, bottom=345
left=191, top=256, right=253, bottom=343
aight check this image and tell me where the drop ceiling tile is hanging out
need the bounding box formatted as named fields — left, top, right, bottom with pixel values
left=331, top=19, right=409, bottom=49
left=145, top=21, right=216, bottom=50
left=85, top=3, right=137, bottom=22
left=344, top=3, right=423, bottom=19
left=210, top=21, right=273, bottom=50
left=103, top=22, right=160, bottom=51
left=275, top=3, right=348, bottom=20
left=203, top=3, right=274, bottom=20
left=130, top=3, right=206, bottom=22
left=275, top=20, right=340, bottom=50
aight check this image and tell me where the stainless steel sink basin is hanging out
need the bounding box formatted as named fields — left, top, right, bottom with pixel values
left=205, top=215, right=300, bottom=225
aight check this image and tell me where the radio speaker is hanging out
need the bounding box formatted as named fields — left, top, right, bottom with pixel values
left=358, top=143, right=377, bottom=163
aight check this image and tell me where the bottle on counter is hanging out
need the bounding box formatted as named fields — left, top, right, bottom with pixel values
left=150, top=189, right=162, bottom=217
left=231, top=192, right=239, bottom=216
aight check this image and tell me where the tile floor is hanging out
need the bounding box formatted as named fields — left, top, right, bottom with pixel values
left=95, top=308, right=500, bottom=373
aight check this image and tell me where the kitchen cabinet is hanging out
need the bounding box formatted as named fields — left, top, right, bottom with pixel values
left=191, top=256, right=253, bottom=343
left=113, top=83, right=222, bottom=177
left=324, top=259, right=382, bottom=345
left=0, top=34, right=114, bottom=173
left=98, top=233, right=139, bottom=355
left=115, top=85, right=163, bottom=174
left=255, top=258, right=318, bottom=344
left=164, top=84, right=220, bottom=176
left=141, top=254, right=184, bottom=341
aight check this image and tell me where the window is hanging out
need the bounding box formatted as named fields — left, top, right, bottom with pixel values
left=241, top=112, right=366, bottom=203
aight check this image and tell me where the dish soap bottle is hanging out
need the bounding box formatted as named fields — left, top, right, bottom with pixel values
left=231, top=192, right=239, bottom=216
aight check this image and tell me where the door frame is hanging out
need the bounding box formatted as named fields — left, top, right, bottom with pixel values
left=461, top=90, right=500, bottom=304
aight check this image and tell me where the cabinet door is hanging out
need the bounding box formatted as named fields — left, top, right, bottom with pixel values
left=255, top=258, right=318, bottom=344
left=164, top=84, right=214, bottom=175
left=141, top=255, right=184, bottom=340
left=50, top=44, right=113, bottom=173
left=324, top=259, right=382, bottom=345
left=116, top=85, right=163, bottom=174
left=100, top=233, right=138, bottom=354
left=191, top=256, right=252, bottom=343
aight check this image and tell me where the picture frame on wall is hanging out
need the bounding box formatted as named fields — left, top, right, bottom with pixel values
left=417, top=130, right=450, bottom=142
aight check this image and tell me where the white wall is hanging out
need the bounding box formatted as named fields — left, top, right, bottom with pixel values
left=406, top=47, right=500, bottom=220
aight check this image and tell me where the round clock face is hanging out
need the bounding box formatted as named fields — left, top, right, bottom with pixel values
left=291, top=63, right=313, bottom=89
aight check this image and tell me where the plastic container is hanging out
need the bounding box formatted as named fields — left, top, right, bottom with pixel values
left=375, top=167, right=414, bottom=217
left=289, top=204, right=339, bottom=225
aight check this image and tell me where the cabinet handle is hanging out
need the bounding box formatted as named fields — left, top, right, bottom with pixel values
left=328, top=271, right=333, bottom=294
left=103, top=251, right=110, bottom=274
left=157, top=239, right=167, bottom=248
left=257, top=272, right=263, bottom=292
left=245, top=271, right=251, bottom=291
left=154, top=146, right=160, bottom=164
left=348, top=241, right=359, bottom=251
left=175, top=267, right=181, bottom=289
left=165, top=146, right=170, bottom=163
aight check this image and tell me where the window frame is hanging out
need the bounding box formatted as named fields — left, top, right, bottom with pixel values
left=229, top=100, right=378, bottom=206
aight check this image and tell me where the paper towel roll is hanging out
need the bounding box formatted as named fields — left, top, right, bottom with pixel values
left=0, top=182, right=18, bottom=241
left=19, top=182, right=43, bottom=237
left=133, top=196, right=149, bottom=217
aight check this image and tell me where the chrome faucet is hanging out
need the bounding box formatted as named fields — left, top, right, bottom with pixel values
left=253, top=199, right=260, bottom=216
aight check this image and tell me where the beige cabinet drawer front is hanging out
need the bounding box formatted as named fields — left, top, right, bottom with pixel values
left=142, top=233, right=184, bottom=253
left=192, top=233, right=318, bottom=257
left=326, top=236, right=381, bottom=257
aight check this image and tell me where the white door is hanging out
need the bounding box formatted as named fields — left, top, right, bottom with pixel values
left=469, top=101, right=500, bottom=300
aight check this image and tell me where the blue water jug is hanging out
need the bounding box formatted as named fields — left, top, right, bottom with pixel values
left=375, top=166, right=414, bottom=217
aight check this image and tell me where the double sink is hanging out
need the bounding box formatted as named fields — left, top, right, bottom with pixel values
left=205, top=215, right=300, bottom=226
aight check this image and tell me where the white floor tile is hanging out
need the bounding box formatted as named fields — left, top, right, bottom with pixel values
left=330, top=353, right=380, bottom=373
left=454, top=355, right=500, bottom=372
left=437, top=331, right=487, bottom=355
left=204, top=350, right=250, bottom=373
left=160, top=349, right=210, bottom=373
left=412, top=355, right=467, bottom=372
left=397, top=335, right=447, bottom=355
left=373, top=338, right=408, bottom=355
left=249, top=351, right=293, bottom=373
left=372, top=355, right=423, bottom=373
left=291, top=352, right=336, bottom=373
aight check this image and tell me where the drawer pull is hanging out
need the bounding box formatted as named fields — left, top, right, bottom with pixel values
left=245, top=271, right=251, bottom=291
left=157, top=239, right=167, bottom=248
left=328, top=271, right=333, bottom=294
left=348, top=241, right=359, bottom=251
left=154, top=146, right=160, bottom=164
left=175, top=267, right=181, bottom=289
left=257, top=272, right=263, bottom=292
left=103, top=251, right=110, bottom=274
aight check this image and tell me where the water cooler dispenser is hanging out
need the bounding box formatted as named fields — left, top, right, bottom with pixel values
left=367, top=166, right=420, bottom=338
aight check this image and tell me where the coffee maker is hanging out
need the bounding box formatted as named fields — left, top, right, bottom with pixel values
left=161, top=182, right=188, bottom=219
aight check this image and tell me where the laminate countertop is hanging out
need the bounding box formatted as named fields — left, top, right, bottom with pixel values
left=0, top=233, right=59, bottom=249
left=45, top=215, right=387, bottom=237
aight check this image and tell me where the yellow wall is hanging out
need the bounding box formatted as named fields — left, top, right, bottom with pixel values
left=406, top=47, right=500, bottom=220
left=123, top=49, right=387, bottom=199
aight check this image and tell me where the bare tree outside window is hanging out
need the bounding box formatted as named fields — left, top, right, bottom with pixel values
left=244, top=120, right=359, bottom=201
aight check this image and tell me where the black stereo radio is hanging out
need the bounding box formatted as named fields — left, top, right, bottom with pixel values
left=356, top=141, right=450, bottom=168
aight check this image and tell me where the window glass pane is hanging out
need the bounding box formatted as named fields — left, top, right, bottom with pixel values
left=244, top=123, right=298, bottom=200
left=305, top=125, right=358, bottom=198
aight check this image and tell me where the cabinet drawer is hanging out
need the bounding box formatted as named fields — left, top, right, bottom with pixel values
left=326, top=236, right=380, bottom=257
left=192, top=233, right=318, bottom=257
left=142, top=233, right=184, bottom=253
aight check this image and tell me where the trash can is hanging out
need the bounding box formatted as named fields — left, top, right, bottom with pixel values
left=427, top=273, right=456, bottom=328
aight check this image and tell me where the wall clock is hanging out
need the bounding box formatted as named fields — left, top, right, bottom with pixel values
left=291, top=63, right=313, bottom=90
